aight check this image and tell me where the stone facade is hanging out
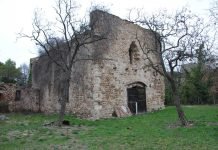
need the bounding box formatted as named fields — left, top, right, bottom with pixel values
left=0, top=83, right=16, bottom=112
left=9, top=87, right=40, bottom=112
left=17, top=10, right=165, bottom=119
left=0, top=83, right=40, bottom=113
left=0, top=83, right=16, bottom=102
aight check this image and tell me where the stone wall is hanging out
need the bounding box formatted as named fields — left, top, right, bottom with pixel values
left=0, top=83, right=16, bottom=112
left=9, top=87, right=40, bottom=112
left=0, top=83, right=16, bottom=102
left=67, top=10, right=165, bottom=119
left=30, top=10, right=165, bottom=119
left=31, top=56, right=61, bottom=113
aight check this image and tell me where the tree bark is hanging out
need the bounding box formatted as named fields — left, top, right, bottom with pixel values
left=171, top=83, right=188, bottom=126
left=58, top=97, right=66, bottom=126
left=174, top=93, right=188, bottom=126
left=57, top=77, right=70, bottom=126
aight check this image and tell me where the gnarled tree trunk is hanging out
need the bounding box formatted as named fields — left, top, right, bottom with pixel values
left=171, top=83, right=188, bottom=126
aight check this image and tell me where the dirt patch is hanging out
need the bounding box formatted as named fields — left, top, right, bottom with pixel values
left=7, top=130, right=34, bottom=141
left=168, top=121, right=194, bottom=128
left=42, top=125, right=90, bottom=149
left=6, top=125, right=89, bottom=149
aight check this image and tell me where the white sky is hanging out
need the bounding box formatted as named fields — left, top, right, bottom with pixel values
left=0, top=0, right=213, bottom=67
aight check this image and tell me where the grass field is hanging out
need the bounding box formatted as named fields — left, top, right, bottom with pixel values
left=0, top=105, right=217, bottom=150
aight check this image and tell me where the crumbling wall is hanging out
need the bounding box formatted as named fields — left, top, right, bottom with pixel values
left=0, top=83, right=41, bottom=113
left=31, top=55, right=63, bottom=113
left=81, top=10, right=165, bottom=119
left=0, top=83, right=16, bottom=102
left=0, top=83, right=16, bottom=112
left=9, top=87, right=40, bottom=112
left=29, top=10, right=165, bottom=119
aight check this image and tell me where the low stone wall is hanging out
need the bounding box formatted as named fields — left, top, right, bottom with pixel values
left=0, top=83, right=16, bottom=102
left=0, top=83, right=16, bottom=113
left=9, top=88, right=40, bottom=112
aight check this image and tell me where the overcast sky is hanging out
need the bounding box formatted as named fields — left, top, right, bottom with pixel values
left=0, top=0, right=213, bottom=67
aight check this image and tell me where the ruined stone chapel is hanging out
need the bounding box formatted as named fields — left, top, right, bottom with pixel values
left=10, top=10, right=165, bottom=119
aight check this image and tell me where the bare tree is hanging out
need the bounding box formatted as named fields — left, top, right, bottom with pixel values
left=210, top=0, right=218, bottom=53
left=19, top=0, right=107, bottom=126
left=129, top=8, right=212, bottom=126
left=18, top=63, right=29, bottom=86
left=210, top=0, right=218, bottom=22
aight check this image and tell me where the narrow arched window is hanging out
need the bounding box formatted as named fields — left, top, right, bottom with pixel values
left=129, top=41, right=139, bottom=64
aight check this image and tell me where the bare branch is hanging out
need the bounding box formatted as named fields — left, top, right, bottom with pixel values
left=18, top=0, right=108, bottom=126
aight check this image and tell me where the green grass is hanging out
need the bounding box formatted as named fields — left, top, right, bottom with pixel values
left=0, top=105, right=217, bottom=150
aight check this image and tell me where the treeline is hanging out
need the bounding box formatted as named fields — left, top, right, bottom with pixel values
left=165, top=69, right=216, bottom=105
left=165, top=44, right=217, bottom=105
left=0, top=59, right=29, bottom=86
left=165, top=64, right=217, bottom=105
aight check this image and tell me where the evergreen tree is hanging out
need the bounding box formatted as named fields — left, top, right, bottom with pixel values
left=0, top=59, right=21, bottom=83
left=180, top=44, right=212, bottom=104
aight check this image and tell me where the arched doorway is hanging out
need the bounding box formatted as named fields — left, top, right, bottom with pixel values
left=127, top=82, right=146, bottom=114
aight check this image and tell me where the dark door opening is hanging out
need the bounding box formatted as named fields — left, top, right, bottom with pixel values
left=0, top=93, right=3, bottom=101
left=15, top=90, right=21, bottom=101
left=127, top=85, right=146, bottom=114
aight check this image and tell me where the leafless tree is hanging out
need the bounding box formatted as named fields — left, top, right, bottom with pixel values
left=210, top=0, right=218, bottom=22
left=19, top=0, right=107, bottom=126
left=209, top=0, right=218, bottom=53
left=129, top=8, right=212, bottom=126
left=18, top=63, right=29, bottom=86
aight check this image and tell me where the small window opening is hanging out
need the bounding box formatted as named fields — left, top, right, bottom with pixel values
left=15, top=90, right=21, bottom=101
